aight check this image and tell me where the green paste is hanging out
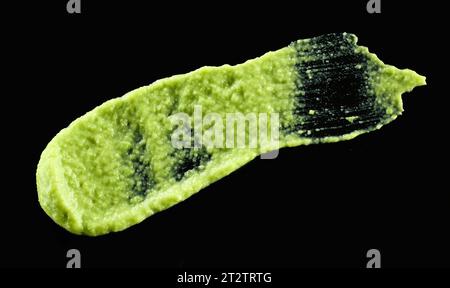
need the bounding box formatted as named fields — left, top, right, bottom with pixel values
left=36, top=33, right=426, bottom=236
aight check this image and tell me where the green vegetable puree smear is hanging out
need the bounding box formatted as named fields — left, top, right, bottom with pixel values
left=37, top=33, right=425, bottom=235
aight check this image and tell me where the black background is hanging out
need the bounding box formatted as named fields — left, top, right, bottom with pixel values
left=2, top=0, right=448, bottom=269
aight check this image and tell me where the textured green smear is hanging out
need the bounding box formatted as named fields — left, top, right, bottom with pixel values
left=36, top=33, right=425, bottom=236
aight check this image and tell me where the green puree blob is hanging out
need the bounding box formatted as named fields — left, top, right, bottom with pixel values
left=36, top=33, right=426, bottom=236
